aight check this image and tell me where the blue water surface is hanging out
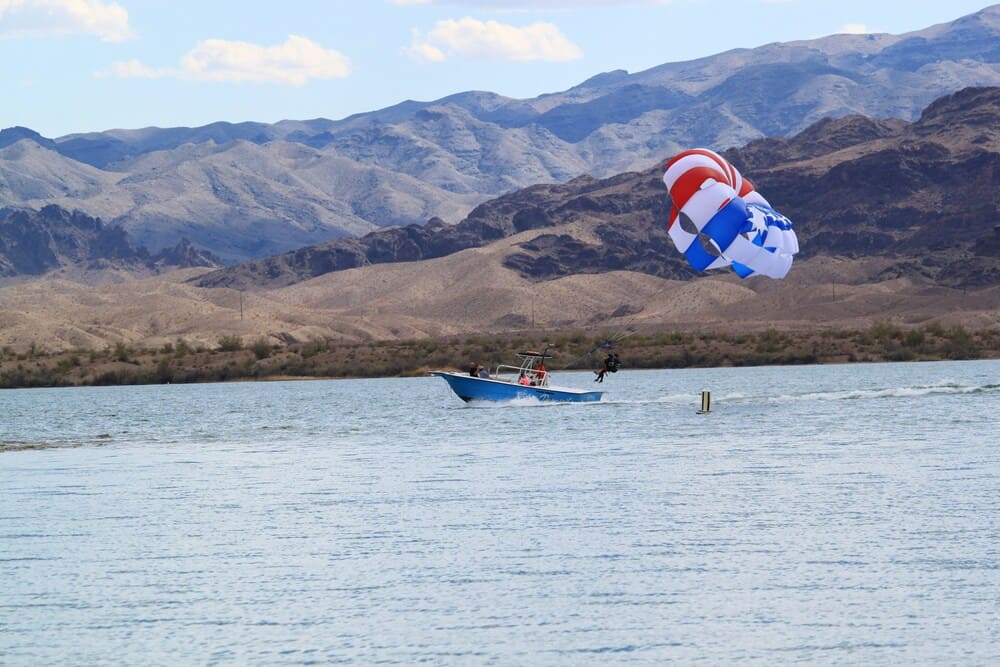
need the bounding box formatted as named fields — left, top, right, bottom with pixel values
left=1, top=360, right=998, bottom=664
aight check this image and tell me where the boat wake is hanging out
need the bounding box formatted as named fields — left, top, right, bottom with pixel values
left=0, top=434, right=114, bottom=453
left=774, top=382, right=1000, bottom=403
left=592, top=383, right=999, bottom=408
left=600, top=394, right=712, bottom=406
left=461, top=395, right=603, bottom=409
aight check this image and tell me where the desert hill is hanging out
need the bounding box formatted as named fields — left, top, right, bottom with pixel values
left=2, top=234, right=998, bottom=355
left=1, top=5, right=998, bottom=261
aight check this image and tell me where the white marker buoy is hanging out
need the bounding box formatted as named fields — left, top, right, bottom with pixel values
left=697, top=390, right=711, bottom=414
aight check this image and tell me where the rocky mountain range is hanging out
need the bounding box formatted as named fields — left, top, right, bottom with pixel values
left=0, top=5, right=998, bottom=263
left=0, top=205, right=220, bottom=281
left=194, top=86, right=1000, bottom=291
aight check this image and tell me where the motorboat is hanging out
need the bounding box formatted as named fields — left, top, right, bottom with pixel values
left=429, top=349, right=604, bottom=403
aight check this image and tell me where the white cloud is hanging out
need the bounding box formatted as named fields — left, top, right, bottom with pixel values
left=0, top=0, right=133, bottom=41
left=179, top=35, right=351, bottom=84
left=839, top=23, right=870, bottom=35
left=406, top=17, right=582, bottom=62
left=94, top=57, right=159, bottom=79
left=97, top=35, right=352, bottom=85
left=404, top=30, right=447, bottom=62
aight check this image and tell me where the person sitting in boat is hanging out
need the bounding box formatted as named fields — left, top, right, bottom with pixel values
left=478, top=366, right=490, bottom=379
left=518, top=372, right=532, bottom=386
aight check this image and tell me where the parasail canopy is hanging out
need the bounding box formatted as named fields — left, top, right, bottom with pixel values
left=662, top=148, right=799, bottom=279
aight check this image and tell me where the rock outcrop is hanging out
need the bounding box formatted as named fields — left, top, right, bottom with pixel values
left=0, top=205, right=221, bottom=278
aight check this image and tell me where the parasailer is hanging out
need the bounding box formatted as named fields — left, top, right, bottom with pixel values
left=662, top=148, right=799, bottom=279
left=594, top=352, right=620, bottom=383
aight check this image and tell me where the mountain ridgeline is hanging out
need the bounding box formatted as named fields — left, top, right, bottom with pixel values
left=0, top=205, right=220, bottom=279
left=0, top=5, right=998, bottom=262
left=193, top=87, right=1000, bottom=291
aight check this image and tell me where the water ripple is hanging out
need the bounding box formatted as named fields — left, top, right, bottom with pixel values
left=0, top=360, right=997, bottom=664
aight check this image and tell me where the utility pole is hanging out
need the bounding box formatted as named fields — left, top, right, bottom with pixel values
left=240, top=290, right=244, bottom=321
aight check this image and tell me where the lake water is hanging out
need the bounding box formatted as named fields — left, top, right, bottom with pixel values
left=2, top=360, right=998, bottom=665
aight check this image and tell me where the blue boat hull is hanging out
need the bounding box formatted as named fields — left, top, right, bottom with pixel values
left=429, top=371, right=604, bottom=403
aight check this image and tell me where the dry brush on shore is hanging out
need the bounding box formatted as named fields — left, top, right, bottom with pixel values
left=1, top=323, right=997, bottom=389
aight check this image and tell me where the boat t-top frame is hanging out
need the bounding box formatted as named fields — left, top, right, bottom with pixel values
left=491, top=347, right=553, bottom=387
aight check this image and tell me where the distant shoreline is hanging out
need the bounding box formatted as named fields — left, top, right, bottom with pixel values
left=1, top=323, right=997, bottom=390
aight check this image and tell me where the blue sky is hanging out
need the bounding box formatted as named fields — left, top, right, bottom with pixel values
left=1, top=0, right=994, bottom=137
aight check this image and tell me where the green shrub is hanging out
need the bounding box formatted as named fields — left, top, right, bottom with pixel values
left=217, top=335, right=243, bottom=352
left=300, top=338, right=329, bottom=358
left=904, top=329, right=926, bottom=348
left=868, top=321, right=903, bottom=343
left=55, top=355, right=81, bottom=375
left=154, top=358, right=173, bottom=384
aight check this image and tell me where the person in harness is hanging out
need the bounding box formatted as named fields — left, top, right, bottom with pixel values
left=594, top=352, right=620, bottom=383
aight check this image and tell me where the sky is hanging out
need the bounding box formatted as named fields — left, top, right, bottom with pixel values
left=1, top=0, right=995, bottom=137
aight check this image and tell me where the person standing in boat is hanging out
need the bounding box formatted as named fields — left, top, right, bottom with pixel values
left=534, top=362, right=547, bottom=385
left=469, top=362, right=479, bottom=377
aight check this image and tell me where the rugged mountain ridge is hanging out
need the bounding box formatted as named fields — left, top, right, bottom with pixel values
left=194, top=87, right=1000, bottom=291
left=1, top=6, right=998, bottom=262
left=0, top=205, right=220, bottom=279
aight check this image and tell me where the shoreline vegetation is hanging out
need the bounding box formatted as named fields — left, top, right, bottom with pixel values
left=1, top=323, right=997, bottom=390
